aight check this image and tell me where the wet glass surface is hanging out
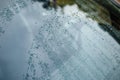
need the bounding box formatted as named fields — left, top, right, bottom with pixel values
left=0, top=0, right=120, bottom=80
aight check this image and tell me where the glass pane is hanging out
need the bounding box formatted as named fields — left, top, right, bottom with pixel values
left=0, top=0, right=120, bottom=80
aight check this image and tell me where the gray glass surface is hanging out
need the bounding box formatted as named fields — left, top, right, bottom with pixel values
left=0, top=0, right=120, bottom=80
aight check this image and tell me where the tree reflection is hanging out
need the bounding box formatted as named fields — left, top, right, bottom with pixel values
left=32, top=0, right=76, bottom=10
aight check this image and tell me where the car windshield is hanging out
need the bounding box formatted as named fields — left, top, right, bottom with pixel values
left=0, top=0, right=120, bottom=80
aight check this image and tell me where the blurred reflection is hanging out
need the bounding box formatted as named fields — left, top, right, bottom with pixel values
left=32, top=0, right=111, bottom=24
left=32, top=0, right=76, bottom=10
left=33, top=0, right=51, bottom=9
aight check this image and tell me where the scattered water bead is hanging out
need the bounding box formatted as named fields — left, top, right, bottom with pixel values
left=0, top=27, right=5, bottom=36
left=0, top=8, right=14, bottom=22
left=16, top=0, right=27, bottom=8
